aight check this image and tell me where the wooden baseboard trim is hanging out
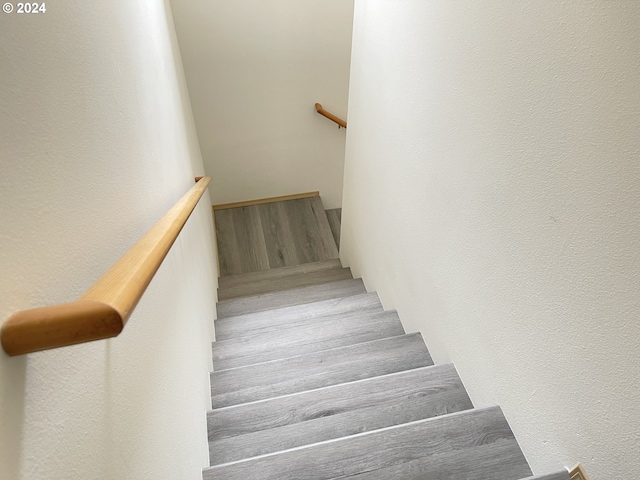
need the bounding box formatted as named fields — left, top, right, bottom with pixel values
left=569, top=463, right=589, bottom=480
left=212, top=192, right=320, bottom=211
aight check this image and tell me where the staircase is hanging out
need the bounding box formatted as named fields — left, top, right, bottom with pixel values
left=204, top=201, right=570, bottom=479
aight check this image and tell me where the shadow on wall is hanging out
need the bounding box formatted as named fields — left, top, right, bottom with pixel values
left=0, top=354, right=27, bottom=478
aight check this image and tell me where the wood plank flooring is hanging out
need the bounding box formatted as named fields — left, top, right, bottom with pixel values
left=206, top=196, right=566, bottom=479
left=210, top=332, right=432, bottom=408
left=325, top=208, right=341, bottom=250
left=214, top=204, right=270, bottom=275
left=216, top=278, right=366, bottom=317
left=207, top=364, right=473, bottom=464
left=214, top=292, right=382, bottom=341
left=218, top=259, right=343, bottom=290
left=215, top=197, right=338, bottom=276
left=203, top=407, right=531, bottom=480
left=212, top=309, right=405, bottom=370
left=342, top=436, right=531, bottom=480
left=218, top=262, right=352, bottom=300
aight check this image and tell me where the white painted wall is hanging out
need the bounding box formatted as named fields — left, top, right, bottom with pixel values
left=170, top=0, right=353, bottom=209
left=342, top=2, right=640, bottom=478
left=0, top=1, right=218, bottom=479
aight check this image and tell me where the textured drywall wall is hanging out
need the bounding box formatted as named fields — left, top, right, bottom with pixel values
left=170, top=0, right=353, bottom=209
left=342, top=1, right=640, bottom=479
left=0, top=1, right=218, bottom=479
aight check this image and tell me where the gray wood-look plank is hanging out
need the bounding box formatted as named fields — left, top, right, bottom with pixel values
left=281, top=198, right=326, bottom=264
left=207, top=364, right=473, bottom=464
left=215, top=206, right=270, bottom=276
left=307, top=196, right=339, bottom=258
left=210, top=197, right=538, bottom=479
left=256, top=198, right=339, bottom=270
left=214, top=292, right=383, bottom=341
left=344, top=438, right=531, bottom=480
left=325, top=208, right=341, bottom=250
left=213, top=209, right=242, bottom=277
left=209, top=363, right=465, bottom=441
left=210, top=332, right=432, bottom=408
left=216, top=278, right=367, bottom=317
left=203, top=407, right=531, bottom=480
left=218, top=267, right=353, bottom=301
left=216, top=197, right=339, bottom=276
left=214, top=304, right=391, bottom=353
left=518, top=473, right=571, bottom=480
left=218, top=259, right=343, bottom=290
left=212, top=309, right=405, bottom=370
left=258, top=200, right=300, bottom=269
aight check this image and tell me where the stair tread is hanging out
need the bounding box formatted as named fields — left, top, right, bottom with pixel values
left=215, top=292, right=383, bottom=341
left=212, top=309, right=404, bottom=370
left=203, top=406, right=531, bottom=480
left=210, top=332, right=432, bottom=408
left=208, top=363, right=473, bottom=465
left=209, top=200, right=539, bottom=479
left=518, top=473, right=571, bottom=480
left=218, top=265, right=352, bottom=300
left=219, top=259, right=343, bottom=289
left=341, top=438, right=531, bottom=480
left=216, top=278, right=366, bottom=317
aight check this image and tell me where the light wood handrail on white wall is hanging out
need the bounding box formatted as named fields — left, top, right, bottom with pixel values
left=315, top=103, right=347, bottom=129
left=1, top=176, right=211, bottom=356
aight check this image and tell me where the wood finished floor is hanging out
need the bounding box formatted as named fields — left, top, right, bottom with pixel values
left=207, top=364, right=474, bottom=465
left=214, top=197, right=340, bottom=276
left=216, top=278, right=366, bottom=317
left=325, top=208, right=341, bottom=250
left=210, top=332, right=433, bottom=408
left=204, top=407, right=531, bottom=480
left=207, top=199, right=562, bottom=479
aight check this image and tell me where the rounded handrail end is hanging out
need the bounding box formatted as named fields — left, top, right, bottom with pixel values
left=1, top=300, right=124, bottom=356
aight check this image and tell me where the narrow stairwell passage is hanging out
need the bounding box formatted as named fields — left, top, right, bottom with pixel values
left=206, top=200, right=570, bottom=479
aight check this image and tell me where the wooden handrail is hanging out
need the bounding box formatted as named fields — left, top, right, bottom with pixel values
left=315, top=103, right=347, bottom=129
left=1, top=177, right=211, bottom=356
